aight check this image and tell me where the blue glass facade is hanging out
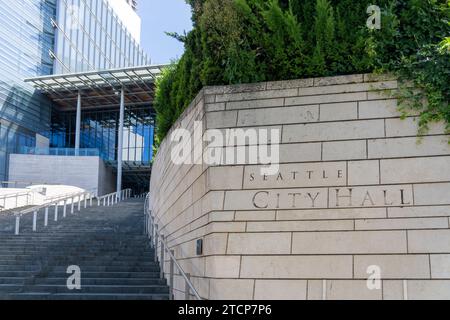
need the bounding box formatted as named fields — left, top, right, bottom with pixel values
left=0, top=0, right=56, bottom=181
left=53, top=0, right=150, bottom=74
left=51, top=107, right=154, bottom=163
left=0, top=0, right=154, bottom=185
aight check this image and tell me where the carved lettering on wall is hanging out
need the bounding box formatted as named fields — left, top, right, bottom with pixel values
left=225, top=185, right=415, bottom=211
left=244, top=162, right=347, bottom=189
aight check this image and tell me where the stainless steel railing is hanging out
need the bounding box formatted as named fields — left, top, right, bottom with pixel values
left=0, top=181, right=60, bottom=189
left=44, top=188, right=97, bottom=204
left=96, top=189, right=132, bottom=207
left=12, top=190, right=95, bottom=235
left=0, top=192, right=33, bottom=212
left=134, top=192, right=148, bottom=199
left=144, top=194, right=202, bottom=300
left=11, top=189, right=131, bottom=235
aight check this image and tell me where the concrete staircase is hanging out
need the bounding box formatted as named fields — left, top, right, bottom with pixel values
left=0, top=199, right=169, bottom=300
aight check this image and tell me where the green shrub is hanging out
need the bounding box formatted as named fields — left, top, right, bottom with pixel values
left=368, top=0, right=449, bottom=136
left=153, top=0, right=449, bottom=145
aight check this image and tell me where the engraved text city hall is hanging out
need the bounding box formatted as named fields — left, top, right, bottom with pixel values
left=244, top=164, right=413, bottom=210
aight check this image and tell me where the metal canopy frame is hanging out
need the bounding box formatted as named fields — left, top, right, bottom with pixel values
left=24, top=64, right=167, bottom=111
left=24, top=64, right=167, bottom=194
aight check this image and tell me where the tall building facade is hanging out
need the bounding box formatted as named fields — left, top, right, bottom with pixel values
left=125, top=0, right=137, bottom=11
left=0, top=0, right=153, bottom=185
left=52, top=0, right=148, bottom=74
left=0, top=0, right=56, bottom=181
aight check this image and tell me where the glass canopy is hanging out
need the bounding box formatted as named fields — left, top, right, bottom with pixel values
left=24, top=64, right=167, bottom=111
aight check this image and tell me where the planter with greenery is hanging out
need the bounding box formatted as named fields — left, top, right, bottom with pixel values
left=154, top=0, right=449, bottom=147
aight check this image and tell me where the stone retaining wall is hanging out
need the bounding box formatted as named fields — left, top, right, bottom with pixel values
left=149, top=73, right=450, bottom=300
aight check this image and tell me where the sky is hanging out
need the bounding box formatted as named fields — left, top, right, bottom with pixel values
left=138, top=0, right=193, bottom=64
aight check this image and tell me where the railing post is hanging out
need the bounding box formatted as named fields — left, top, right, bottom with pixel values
left=44, top=207, right=49, bottom=227
left=71, top=198, right=74, bottom=214
left=33, top=211, right=37, bottom=232
left=169, top=250, right=175, bottom=300
left=90, top=194, right=93, bottom=207
left=84, top=195, right=87, bottom=209
left=63, top=200, right=67, bottom=218
left=144, top=213, right=148, bottom=236
left=150, top=218, right=154, bottom=242
left=78, top=196, right=81, bottom=211
left=185, top=273, right=191, bottom=300
left=154, top=224, right=159, bottom=263
left=15, top=216, right=20, bottom=235
left=160, top=235, right=165, bottom=279
left=54, top=204, right=58, bottom=222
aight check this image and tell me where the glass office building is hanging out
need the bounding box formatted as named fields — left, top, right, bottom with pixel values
left=0, top=0, right=155, bottom=191
left=51, top=106, right=155, bottom=164
left=53, top=0, right=149, bottom=74
left=0, top=0, right=56, bottom=181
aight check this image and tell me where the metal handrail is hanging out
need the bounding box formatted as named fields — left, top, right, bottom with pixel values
left=18, top=146, right=100, bottom=157
left=1, top=181, right=61, bottom=188
left=144, top=194, right=202, bottom=300
left=16, top=191, right=89, bottom=216
left=11, top=188, right=132, bottom=236
left=134, top=192, right=148, bottom=199
left=0, top=188, right=98, bottom=213
left=12, top=190, right=93, bottom=235
left=0, top=192, right=31, bottom=200
left=0, top=192, right=33, bottom=212
left=96, top=189, right=130, bottom=200
left=96, top=189, right=132, bottom=206
left=44, top=188, right=97, bottom=203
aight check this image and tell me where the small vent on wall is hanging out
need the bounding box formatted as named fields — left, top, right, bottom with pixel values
left=196, top=239, right=203, bottom=256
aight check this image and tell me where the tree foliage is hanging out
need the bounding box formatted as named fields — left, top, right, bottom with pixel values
left=154, top=0, right=450, bottom=144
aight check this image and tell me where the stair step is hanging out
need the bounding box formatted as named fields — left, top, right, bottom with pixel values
left=41, top=271, right=162, bottom=278
left=32, top=277, right=166, bottom=286
left=0, top=278, right=26, bottom=285
left=0, top=199, right=171, bottom=300
left=1, top=292, right=169, bottom=300
left=22, top=285, right=170, bottom=294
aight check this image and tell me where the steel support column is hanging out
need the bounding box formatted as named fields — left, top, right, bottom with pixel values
left=117, top=88, right=125, bottom=201
left=75, top=91, right=82, bottom=155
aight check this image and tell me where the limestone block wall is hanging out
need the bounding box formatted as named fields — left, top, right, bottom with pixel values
left=149, top=74, right=450, bottom=300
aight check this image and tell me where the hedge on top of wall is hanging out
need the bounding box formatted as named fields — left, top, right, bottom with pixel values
left=153, top=0, right=449, bottom=147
